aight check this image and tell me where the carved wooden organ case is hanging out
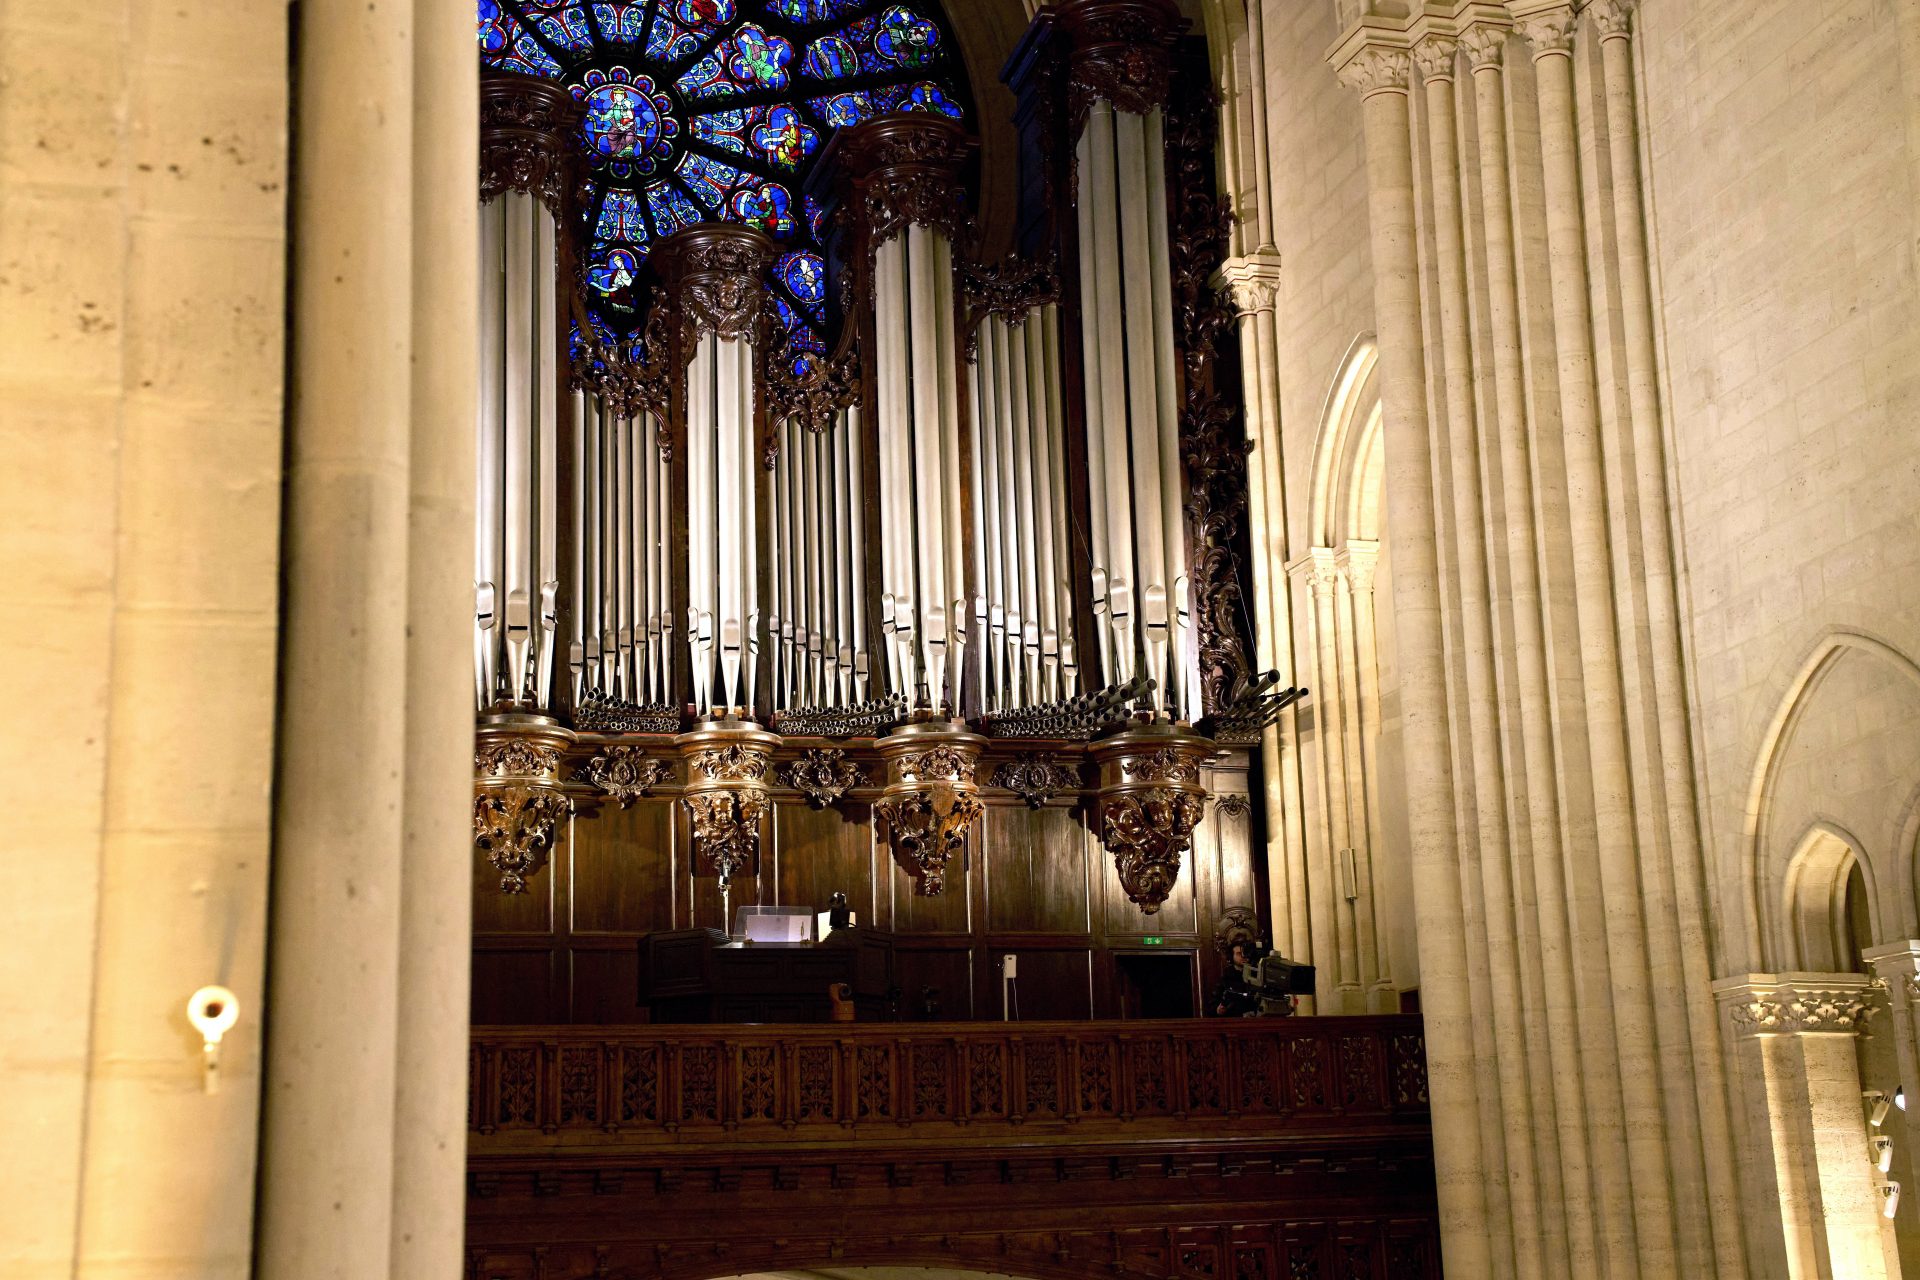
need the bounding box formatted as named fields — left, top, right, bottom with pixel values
left=471, top=0, right=1294, bottom=929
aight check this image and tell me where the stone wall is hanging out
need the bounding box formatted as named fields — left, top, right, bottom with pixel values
left=0, top=3, right=288, bottom=1277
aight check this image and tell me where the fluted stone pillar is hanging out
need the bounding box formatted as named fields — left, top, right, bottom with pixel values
left=1332, top=2, right=1746, bottom=1273
left=257, top=1, right=477, bottom=1275
left=1330, top=40, right=1495, bottom=1279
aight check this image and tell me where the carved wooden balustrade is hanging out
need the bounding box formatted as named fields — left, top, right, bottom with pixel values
left=469, top=1015, right=1429, bottom=1145
left=465, top=1016, right=1442, bottom=1280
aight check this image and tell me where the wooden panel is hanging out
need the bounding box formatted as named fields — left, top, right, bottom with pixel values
left=885, top=848, right=973, bottom=935
left=471, top=948, right=555, bottom=1024
left=992, top=947, right=1092, bottom=1020
left=571, top=801, right=676, bottom=933
left=569, top=941, right=645, bottom=1024
left=982, top=802, right=1092, bottom=935
left=770, top=799, right=872, bottom=919
left=893, top=945, right=974, bottom=1020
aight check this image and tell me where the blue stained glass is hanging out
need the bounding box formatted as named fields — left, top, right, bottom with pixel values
left=647, top=183, right=703, bottom=236
left=800, top=34, right=857, bottom=80
left=481, top=0, right=967, bottom=355
left=531, top=6, right=595, bottom=54
left=594, top=189, right=647, bottom=240
left=768, top=0, right=866, bottom=22
left=678, top=24, right=792, bottom=99
left=645, top=14, right=702, bottom=62
left=586, top=246, right=646, bottom=312
left=872, top=80, right=962, bottom=117
left=775, top=250, right=827, bottom=318
left=591, top=2, right=647, bottom=41
left=808, top=89, right=873, bottom=128
left=677, top=153, right=755, bottom=209
left=730, top=179, right=795, bottom=233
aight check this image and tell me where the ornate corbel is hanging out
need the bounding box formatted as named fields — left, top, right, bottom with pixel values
left=827, top=112, right=978, bottom=268
left=1090, top=723, right=1212, bottom=913
left=480, top=72, right=583, bottom=212
left=777, top=748, right=866, bottom=808
left=474, top=715, right=576, bottom=893
left=1717, top=973, right=1886, bottom=1037
left=675, top=721, right=777, bottom=893
left=989, top=755, right=1082, bottom=809
left=1053, top=0, right=1187, bottom=124
left=874, top=719, right=986, bottom=896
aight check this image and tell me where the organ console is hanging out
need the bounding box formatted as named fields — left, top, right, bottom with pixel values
left=470, top=0, right=1300, bottom=937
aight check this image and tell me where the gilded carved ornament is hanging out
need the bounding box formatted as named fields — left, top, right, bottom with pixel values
left=875, top=722, right=986, bottom=897
left=778, top=749, right=866, bottom=808
left=584, top=745, right=673, bottom=806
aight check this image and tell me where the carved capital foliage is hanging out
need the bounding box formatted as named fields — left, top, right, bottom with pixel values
left=683, top=791, right=766, bottom=886
left=584, top=746, right=673, bottom=806
left=1587, top=0, right=1636, bottom=40
left=480, top=74, right=581, bottom=211
left=1726, top=977, right=1884, bottom=1036
left=1516, top=7, right=1577, bottom=56
left=1460, top=25, right=1509, bottom=70
left=778, top=749, right=866, bottom=808
left=1100, top=790, right=1205, bottom=912
left=1057, top=0, right=1185, bottom=119
left=896, top=745, right=978, bottom=785
left=1122, top=746, right=1203, bottom=784
left=1411, top=37, right=1458, bottom=84
left=474, top=786, right=571, bottom=894
left=1335, top=46, right=1412, bottom=98
left=1219, top=253, right=1282, bottom=318
left=764, top=352, right=859, bottom=455
left=990, top=755, right=1083, bottom=808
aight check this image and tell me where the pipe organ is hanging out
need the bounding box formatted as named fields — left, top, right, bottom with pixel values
left=470, top=0, right=1294, bottom=923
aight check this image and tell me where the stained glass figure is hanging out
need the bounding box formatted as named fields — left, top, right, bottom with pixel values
left=477, top=0, right=968, bottom=359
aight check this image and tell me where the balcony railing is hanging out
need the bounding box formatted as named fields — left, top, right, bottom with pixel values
left=467, top=1014, right=1429, bottom=1152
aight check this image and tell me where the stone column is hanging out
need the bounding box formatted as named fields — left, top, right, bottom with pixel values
left=1221, top=252, right=1312, bottom=970
left=392, top=0, right=480, bottom=1274
left=1329, top=37, right=1495, bottom=1279
left=1718, top=974, right=1892, bottom=1279
left=256, top=0, right=477, bottom=1275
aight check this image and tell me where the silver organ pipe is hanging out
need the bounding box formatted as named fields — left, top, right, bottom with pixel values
left=844, top=407, right=869, bottom=702
left=1073, top=96, right=1191, bottom=722
left=475, top=189, right=562, bottom=713
left=770, top=406, right=868, bottom=716
left=968, top=302, right=1082, bottom=716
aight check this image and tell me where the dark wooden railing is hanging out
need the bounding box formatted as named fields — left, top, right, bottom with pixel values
left=467, top=1015, right=1428, bottom=1151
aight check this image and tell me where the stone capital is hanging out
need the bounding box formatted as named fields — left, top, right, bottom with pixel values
left=1338, top=540, right=1380, bottom=594
left=1714, top=972, right=1885, bottom=1037
left=1460, top=23, right=1510, bottom=70
left=1411, top=36, right=1458, bottom=84
left=1585, top=0, right=1635, bottom=41
left=1332, top=43, right=1413, bottom=99
left=1220, top=250, right=1283, bottom=317
left=1513, top=4, right=1577, bottom=57
left=1863, top=941, right=1920, bottom=1003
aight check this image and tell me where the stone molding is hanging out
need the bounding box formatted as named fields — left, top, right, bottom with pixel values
left=1714, top=973, right=1886, bottom=1037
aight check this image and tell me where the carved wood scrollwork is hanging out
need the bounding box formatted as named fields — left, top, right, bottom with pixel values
left=1090, top=724, right=1211, bottom=913
left=960, top=254, right=1059, bottom=362
left=1162, top=54, right=1260, bottom=729
left=676, top=723, right=778, bottom=887
left=778, top=748, right=866, bottom=808
left=1055, top=0, right=1186, bottom=125
left=582, top=745, right=674, bottom=806
left=989, top=755, right=1082, bottom=808
left=875, top=722, right=986, bottom=896
left=474, top=721, right=576, bottom=894
left=479, top=73, right=582, bottom=213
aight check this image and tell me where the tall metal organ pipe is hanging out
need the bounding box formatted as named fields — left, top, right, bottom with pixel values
left=1068, top=31, right=1195, bottom=723
left=769, top=406, right=870, bottom=715
left=475, top=189, right=563, bottom=714
left=655, top=224, right=774, bottom=721
left=968, top=302, right=1079, bottom=715
left=568, top=391, right=672, bottom=709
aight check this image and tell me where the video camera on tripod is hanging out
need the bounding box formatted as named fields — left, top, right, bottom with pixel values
left=1242, top=953, right=1315, bottom=1016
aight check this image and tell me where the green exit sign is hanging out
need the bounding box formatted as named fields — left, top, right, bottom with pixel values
left=1142, top=936, right=1164, bottom=946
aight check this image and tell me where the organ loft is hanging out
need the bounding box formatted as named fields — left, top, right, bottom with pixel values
left=14, top=0, right=1920, bottom=1278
